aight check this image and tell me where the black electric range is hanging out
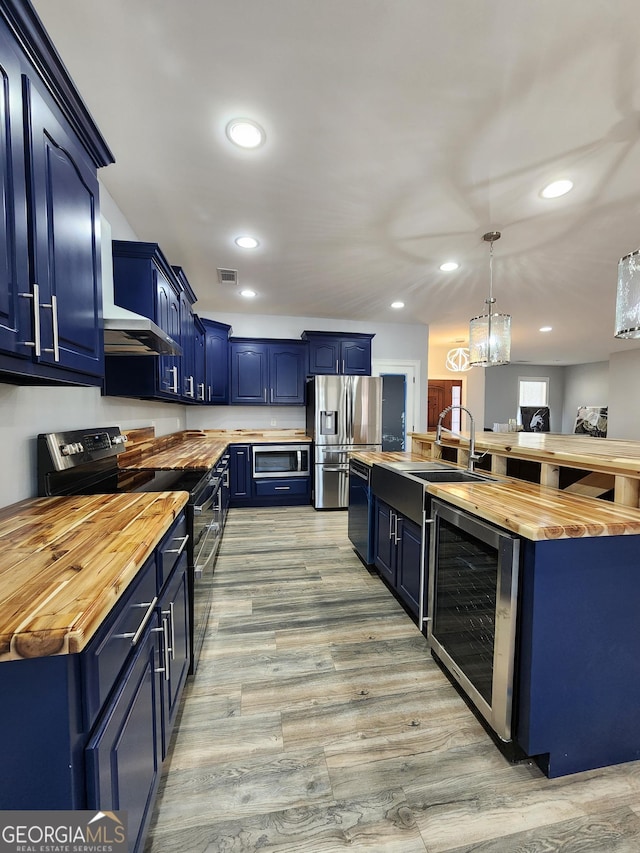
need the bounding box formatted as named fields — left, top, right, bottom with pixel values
left=37, top=426, right=228, bottom=672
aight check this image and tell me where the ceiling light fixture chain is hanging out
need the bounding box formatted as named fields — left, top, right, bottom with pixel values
left=468, top=230, right=511, bottom=367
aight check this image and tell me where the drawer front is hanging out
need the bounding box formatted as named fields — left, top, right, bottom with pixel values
left=82, top=554, right=158, bottom=730
left=157, top=512, right=188, bottom=588
left=254, top=478, right=309, bottom=497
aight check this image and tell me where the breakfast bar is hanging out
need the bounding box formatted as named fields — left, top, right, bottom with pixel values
left=410, top=432, right=640, bottom=507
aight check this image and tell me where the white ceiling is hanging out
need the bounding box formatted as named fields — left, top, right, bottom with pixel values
left=33, top=0, right=640, bottom=365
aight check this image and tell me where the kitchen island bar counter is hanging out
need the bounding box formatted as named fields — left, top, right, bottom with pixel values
left=119, top=427, right=312, bottom=470
left=351, top=449, right=640, bottom=540
left=411, top=431, right=640, bottom=506
left=0, top=490, right=188, bottom=661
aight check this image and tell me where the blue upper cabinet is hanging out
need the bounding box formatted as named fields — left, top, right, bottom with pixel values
left=230, top=340, right=269, bottom=403
left=302, top=331, right=374, bottom=375
left=105, top=242, right=183, bottom=401
left=24, top=78, right=103, bottom=377
left=0, top=6, right=113, bottom=385
left=230, top=338, right=306, bottom=405
left=193, top=316, right=206, bottom=403
left=173, top=267, right=197, bottom=403
left=0, top=23, right=30, bottom=360
left=202, top=318, right=231, bottom=404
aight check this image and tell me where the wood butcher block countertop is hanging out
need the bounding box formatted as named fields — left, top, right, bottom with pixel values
left=119, top=428, right=312, bottom=471
left=410, top=431, right=640, bottom=477
left=0, top=491, right=188, bottom=662
left=426, top=480, right=640, bottom=540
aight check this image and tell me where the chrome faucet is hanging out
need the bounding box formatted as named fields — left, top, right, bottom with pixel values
left=435, top=405, right=481, bottom=472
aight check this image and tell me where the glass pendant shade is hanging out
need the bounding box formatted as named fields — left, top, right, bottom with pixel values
left=615, top=250, right=640, bottom=339
left=469, top=310, right=511, bottom=366
left=468, top=231, right=511, bottom=366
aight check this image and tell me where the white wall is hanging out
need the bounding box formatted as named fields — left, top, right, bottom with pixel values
left=607, top=349, right=640, bottom=439
left=561, top=361, right=609, bottom=433
left=0, top=384, right=187, bottom=507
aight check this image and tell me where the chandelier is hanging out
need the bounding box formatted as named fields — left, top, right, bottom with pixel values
left=615, top=249, right=640, bottom=339
left=469, top=231, right=511, bottom=366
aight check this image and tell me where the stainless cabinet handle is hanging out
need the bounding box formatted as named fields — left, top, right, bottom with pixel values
left=208, top=385, right=212, bottom=402
left=164, top=534, right=189, bottom=555
left=162, top=606, right=175, bottom=659
left=185, top=375, right=195, bottom=397
left=264, top=387, right=267, bottom=402
left=389, top=511, right=394, bottom=541
left=342, top=359, right=345, bottom=373
left=394, top=513, right=400, bottom=544
left=335, top=359, right=339, bottom=373
left=114, top=596, right=158, bottom=645
left=41, top=294, right=60, bottom=361
left=169, top=366, right=179, bottom=394
left=274, top=486, right=291, bottom=490
left=154, top=618, right=170, bottom=680
left=198, top=382, right=205, bottom=400
left=270, top=387, right=274, bottom=403
left=19, top=283, right=41, bottom=356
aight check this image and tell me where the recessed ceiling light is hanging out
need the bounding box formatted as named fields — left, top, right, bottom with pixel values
left=225, top=119, right=265, bottom=149
left=439, top=261, right=459, bottom=272
left=539, top=326, right=553, bottom=332
left=235, top=236, right=259, bottom=249
left=391, top=301, right=405, bottom=309
left=540, top=179, right=573, bottom=199
left=240, top=289, right=256, bottom=299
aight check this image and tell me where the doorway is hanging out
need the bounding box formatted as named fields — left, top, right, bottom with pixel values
left=372, top=359, right=420, bottom=452
left=428, top=379, right=463, bottom=431
left=381, top=374, right=406, bottom=450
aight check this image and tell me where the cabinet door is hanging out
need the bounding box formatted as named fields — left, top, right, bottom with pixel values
left=374, top=499, right=396, bottom=586
left=158, top=554, right=190, bottom=757
left=155, top=271, right=180, bottom=398
left=179, top=290, right=196, bottom=401
left=0, top=24, right=30, bottom=358
left=193, top=319, right=206, bottom=402
left=341, top=340, right=371, bottom=375
left=24, top=77, right=103, bottom=377
left=230, top=341, right=268, bottom=403
left=270, top=343, right=306, bottom=404
left=204, top=321, right=230, bottom=404
left=229, top=444, right=251, bottom=499
left=308, top=337, right=340, bottom=375
left=85, top=617, right=162, bottom=853
left=397, top=515, right=422, bottom=617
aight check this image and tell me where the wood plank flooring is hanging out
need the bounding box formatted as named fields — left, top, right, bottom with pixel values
left=144, top=506, right=640, bottom=852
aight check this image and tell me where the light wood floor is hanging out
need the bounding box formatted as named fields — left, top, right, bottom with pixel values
left=145, top=506, right=640, bottom=852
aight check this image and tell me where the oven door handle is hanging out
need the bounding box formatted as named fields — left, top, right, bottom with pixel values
left=297, top=450, right=302, bottom=472
left=193, top=488, right=219, bottom=515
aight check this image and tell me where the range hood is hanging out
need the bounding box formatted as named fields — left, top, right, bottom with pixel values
left=101, top=217, right=182, bottom=356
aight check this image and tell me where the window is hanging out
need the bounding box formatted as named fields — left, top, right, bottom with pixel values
left=517, top=377, right=549, bottom=424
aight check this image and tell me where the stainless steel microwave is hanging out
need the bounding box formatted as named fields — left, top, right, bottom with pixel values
left=252, top=444, right=310, bottom=479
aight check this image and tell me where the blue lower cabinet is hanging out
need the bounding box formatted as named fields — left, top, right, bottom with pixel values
left=158, top=554, right=190, bottom=758
left=85, top=615, right=163, bottom=853
left=253, top=477, right=311, bottom=505
left=373, top=498, right=422, bottom=618
left=229, top=444, right=252, bottom=502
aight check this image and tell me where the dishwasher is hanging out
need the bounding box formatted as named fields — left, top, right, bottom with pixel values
left=348, top=458, right=374, bottom=564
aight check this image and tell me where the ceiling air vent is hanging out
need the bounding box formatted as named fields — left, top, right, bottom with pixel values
left=217, top=268, right=238, bottom=285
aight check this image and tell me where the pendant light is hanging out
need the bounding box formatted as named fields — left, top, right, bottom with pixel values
left=469, top=231, right=511, bottom=366
left=615, top=249, right=640, bottom=339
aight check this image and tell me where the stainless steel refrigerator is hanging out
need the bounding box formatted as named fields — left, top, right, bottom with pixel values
left=306, top=375, right=382, bottom=509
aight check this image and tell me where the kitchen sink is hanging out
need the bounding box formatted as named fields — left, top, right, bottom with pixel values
left=370, top=462, right=497, bottom=524
left=410, top=470, right=496, bottom=484
left=374, top=460, right=453, bottom=472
